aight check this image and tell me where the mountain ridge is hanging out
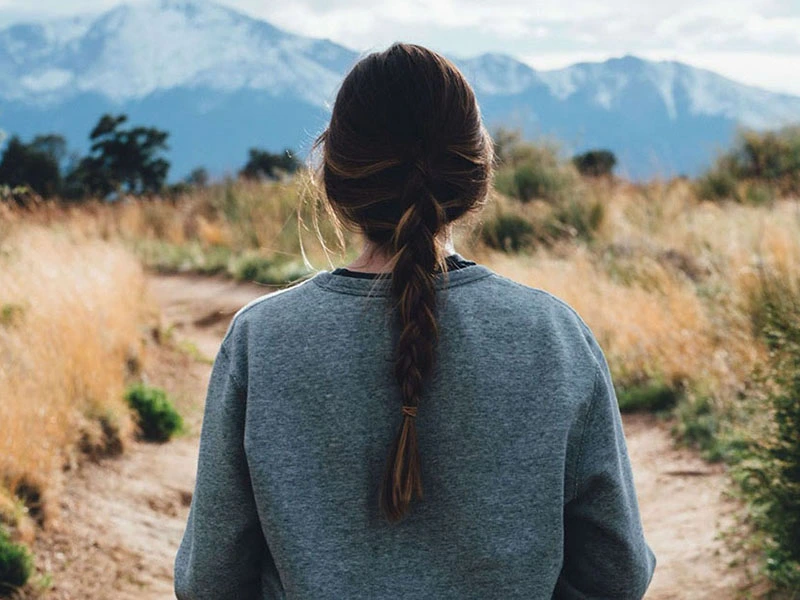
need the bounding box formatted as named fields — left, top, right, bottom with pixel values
left=2, top=0, right=800, bottom=179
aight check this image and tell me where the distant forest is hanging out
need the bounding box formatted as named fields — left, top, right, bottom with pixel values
left=0, top=113, right=302, bottom=200
left=2, top=111, right=799, bottom=206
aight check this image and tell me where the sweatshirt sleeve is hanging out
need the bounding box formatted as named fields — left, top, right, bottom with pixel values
left=554, top=333, right=657, bottom=599
left=174, top=339, right=268, bottom=599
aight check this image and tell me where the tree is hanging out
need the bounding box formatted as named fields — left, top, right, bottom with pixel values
left=572, top=149, right=617, bottom=177
left=240, top=148, right=300, bottom=180
left=29, top=134, right=67, bottom=165
left=185, top=167, right=209, bottom=187
left=0, top=135, right=64, bottom=197
left=67, top=114, right=170, bottom=198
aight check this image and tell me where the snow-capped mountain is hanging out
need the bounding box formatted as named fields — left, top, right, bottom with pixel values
left=533, top=55, right=800, bottom=130
left=1, top=0, right=355, bottom=106
left=3, top=0, right=800, bottom=180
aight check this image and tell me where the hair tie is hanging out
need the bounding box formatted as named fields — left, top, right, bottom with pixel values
left=401, top=405, right=418, bottom=418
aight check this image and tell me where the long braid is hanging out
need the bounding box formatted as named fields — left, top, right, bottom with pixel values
left=308, top=42, right=496, bottom=523
left=378, top=164, right=447, bottom=522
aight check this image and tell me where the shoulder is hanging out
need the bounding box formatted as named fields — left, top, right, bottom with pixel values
left=483, top=272, right=595, bottom=337
left=479, top=271, right=606, bottom=376
left=219, top=274, right=318, bottom=352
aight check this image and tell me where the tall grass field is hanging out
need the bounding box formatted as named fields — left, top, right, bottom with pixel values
left=1, top=127, right=799, bottom=594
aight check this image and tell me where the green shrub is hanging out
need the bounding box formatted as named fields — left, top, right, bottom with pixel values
left=232, top=253, right=312, bottom=285
left=124, top=383, right=184, bottom=442
left=731, top=271, right=800, bottom=590
left=670, top=393, right=749, bottom=464
left=490, top=129, right=580, bottom=204
left=513, top=162, right=564, bottom=203
left=695, top=169, right=739, bottom=202
left=0, top=304, right=24, bottom=328
left=672, top=395, right=723, bottom=460
left=696, top=126, right=800, bottom=199
left=480, top=212, right=536, bottom=253
left=0, top=526, right=32, bottom=595
left=572, top=149, right=617, bottom=177
left=736, top=127, right=800, bottom=193
left=617, top=380, right=681, bottom=413
left=492, top=167, right=518, bottom=199
left=233, top=253, right=277, bottom=283
left=743, top=181, right=776, bottom=206
left=545, top=198, right=605, bottom=243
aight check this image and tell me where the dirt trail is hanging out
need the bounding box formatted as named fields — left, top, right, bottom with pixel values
left=29, top=273, right=744, bottom=599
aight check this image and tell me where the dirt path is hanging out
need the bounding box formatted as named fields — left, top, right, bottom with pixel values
left=27, top=274, right=744, bottom=599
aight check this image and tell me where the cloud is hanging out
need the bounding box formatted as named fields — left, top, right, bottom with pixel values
left=2, top=0, right=799, bottom=94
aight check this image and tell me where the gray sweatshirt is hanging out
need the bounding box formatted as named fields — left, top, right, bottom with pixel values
left=174, top=253, right=657, bottom=599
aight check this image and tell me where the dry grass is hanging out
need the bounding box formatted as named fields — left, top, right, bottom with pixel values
left=0, top=224, right=154, bottom=522
left=478, top=247, right=719, bottom=386
left=4, top=175, right=800, bottom=458
left=465, top=180, right=799, bottom=433
left=4, top=169, right=800, bottom=594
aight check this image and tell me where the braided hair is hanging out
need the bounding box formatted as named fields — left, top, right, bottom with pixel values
left=309, top=42, right=495, bottom=522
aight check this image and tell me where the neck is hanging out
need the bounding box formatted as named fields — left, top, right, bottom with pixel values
left=345, top=226, right=456, bottom=274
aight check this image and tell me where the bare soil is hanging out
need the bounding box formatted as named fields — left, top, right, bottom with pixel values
left=21, top=273, right=745, bottom=599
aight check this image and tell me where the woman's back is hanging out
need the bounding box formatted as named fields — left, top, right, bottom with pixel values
left=174, top=255, right=656, bottom=599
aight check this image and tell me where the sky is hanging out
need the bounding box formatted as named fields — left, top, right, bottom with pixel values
left=2, top=0, right=799, bottom=96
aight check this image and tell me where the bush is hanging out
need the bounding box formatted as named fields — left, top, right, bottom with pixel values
left=512, top=162, right=568, bottom=203
left=617, top=380, right=680, bottom=413
left=736, top=127, right=800, bottom=192
left=233, top=253, right=280, bottom=283
left=743, top=181, right=776, bottom=206
left=695, top=169, right=739, bottom=202
left=0, top=527, right=32, bottom=595
left=491, top=129, right=580, bottom=204
left=672, top=395, right=722, bottom=458
left=480, top=212, right=536, bottom=253
left=696, top=126, right=800, bottom=200
left=731, top=272, right=800, bottom=590
left=232, top=253, right=312, bottom=285
left=545, top=197, right=605, bottom=243
left=572, top=149, right=617, bottom=177
left=124, top=383, right=184, bottom=442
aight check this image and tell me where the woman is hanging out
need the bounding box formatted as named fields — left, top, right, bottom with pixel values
left=174, top=42, right=656, bottom=599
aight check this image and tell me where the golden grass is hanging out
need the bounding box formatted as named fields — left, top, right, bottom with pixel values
left=0, top=225, right=153, bottom=519
left=4, top=174, right=799, bottom=461
left=466, top=180, right=797, bottom=422
left=480, top=247, right=717, bottom=384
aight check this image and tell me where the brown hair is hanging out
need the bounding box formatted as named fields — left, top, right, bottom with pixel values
left=308, top=42, right=495, bottom=522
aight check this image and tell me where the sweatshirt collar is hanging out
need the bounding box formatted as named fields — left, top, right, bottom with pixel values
left=310, top=252, right=495, bottom=297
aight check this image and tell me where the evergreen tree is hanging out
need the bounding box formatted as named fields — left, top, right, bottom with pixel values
left=240, top=147, right=299, bottom=180
left=67, top=114, right=170, bottom=198
left=0, top=134, right=66, bottom=197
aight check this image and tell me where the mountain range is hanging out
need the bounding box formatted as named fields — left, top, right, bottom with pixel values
left=3, top=0, right=800, bottom=180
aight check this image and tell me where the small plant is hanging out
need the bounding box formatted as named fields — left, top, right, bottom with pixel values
left=617, top=380, right=681, bottom=413
left=124, top=383, right=184, bottom=443
left=743, top=181, right=776, bottom=206
left=233, top=253, right=280, bottom=283
left=695, top=169, right=739, bottom=202
left=545, top=197, right=604, bottom=243
left=177, top=339, right=213, bottom=365
left=480, top=212, right=536, bottom=253
left=32, top=572, right=54, bottom=593
left=0, top=304, right=24, bottom=327
left=0, top=526, right=32, bottom=595
left=672, top=395, right=722, bottom=458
